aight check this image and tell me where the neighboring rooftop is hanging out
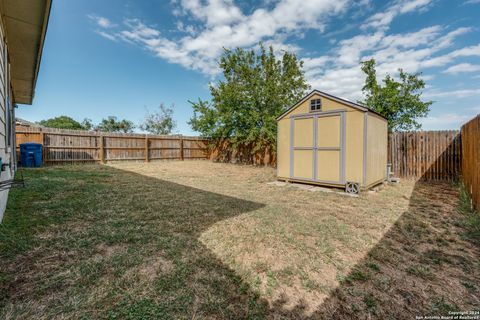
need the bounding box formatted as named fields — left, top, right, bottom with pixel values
left=15, top=117, right=42, bottom=127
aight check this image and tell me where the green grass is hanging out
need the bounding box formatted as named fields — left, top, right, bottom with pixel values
left=1, top=162, right=479, bottom=319
left=312, top=181, right=480, bottom=319
left=0, top=165, right=268, bottom=319
left=458, top=182, right=480, bottom=242
left=405, top=265, right=435, bottom=280
left=344, top=269, right=370, bottom=283
left=363, top=294, right=377, bottom=311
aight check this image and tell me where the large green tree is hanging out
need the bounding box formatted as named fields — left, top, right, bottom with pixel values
left=38, top=116, right=91, bottom=130
left=189, top=44, right=310, bottom=159
left=139, top=103, right=176, bottom=135
left=95, top=116, right=135, bottom=133
left=360, top=58, right=431, bottom=131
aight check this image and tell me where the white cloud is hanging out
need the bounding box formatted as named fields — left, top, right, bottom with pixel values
left=422, top=113, right=471, bottom=125
left=420, top=74, right=435, bottom=81
left=88, top=14, right=116, bottom=28
left=173, top=0, right=244, bottom=27
left=425, top=88, right=480, bottom=98
left=96, top=30, right=118, bottom=42
left=469, top=106, right=480, bottom=112
left=300, top=21, right=472, bottom=101
left=420, top=44, right=480, bottom=68
left=89, top=0, right=480, bottom=105
left=449, top=44, right=480, bottom=57
left=362, top=0, right=434, bottom=30
left=175, top=21, right=197, bottom=35
left=443, top=63, right=480, bottom=74
left=90, top=0, right=355, bottom=75
left=420, top=113, right=474, bottom=130
left=301, top=25, right=477, bottom=101
left=464, top=0, right=480, bottom=4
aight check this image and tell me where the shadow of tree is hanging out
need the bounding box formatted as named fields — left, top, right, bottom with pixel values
left=268, top=140, right=479, bottom=319
left=0, top=165, right=271, bottom=318
left=419, top=132, right=461, bottom=181
left=2, top=153, right=478, bottom=319
left=277, top=181, right=479, bottom=319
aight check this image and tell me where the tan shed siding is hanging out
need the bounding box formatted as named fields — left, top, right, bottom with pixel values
left=293, top=149, right=313, bottom=178
left=278, top=94, right=365, bottom=183
left=277, top=117, right=290, bottom=178
left=317, top=116, right=340, bottom=147
left=344, top=110, right=365, bottom=184
left=284, top=93, right=356, bottom=117
left=277, top=92, right=388, bottom=190
left=366, top=113, right=388, bottom=186
left=316, top=150, right=340, bottom=181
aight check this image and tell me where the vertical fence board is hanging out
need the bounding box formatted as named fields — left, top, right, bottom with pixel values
left=15, top=126, right=209, bottom=164
left=16, top=125, right=476, bottom=196
left=387, top=130, right=461, bottom=181
left=462, top=115, right=480, bottom=211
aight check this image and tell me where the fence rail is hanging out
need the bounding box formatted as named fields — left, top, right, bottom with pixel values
left=15, top=126, right=476, bottom=194
left=15, top=126, right=209, bottom=164
left=461, top=116, right=480, bottom=211
left=388, top=130, right=462, bottom=181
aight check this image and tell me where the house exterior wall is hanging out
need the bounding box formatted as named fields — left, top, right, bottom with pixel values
left=365, top=113, right=388, bottom=186
left=277, top=93, right=366, bottom=186
left=0, top=15, right=17, bottom=221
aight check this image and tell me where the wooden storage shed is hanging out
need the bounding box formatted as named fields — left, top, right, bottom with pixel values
left=276, top=90, right=388, bottom=193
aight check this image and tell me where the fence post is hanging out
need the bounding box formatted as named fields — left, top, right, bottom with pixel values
left=180, top=137, right=184, bottom=161
left=40, top=130, right=45, bottom=164
left=99, top=134, right=105, bottom=163
left=145, top=136, right=149, bottom=162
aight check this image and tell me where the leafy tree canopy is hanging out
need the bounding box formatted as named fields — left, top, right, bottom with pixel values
left=139, top=103, right=176, bottom=135
left=38, top=116, right=90, bottom=130
left=95, top=116, right=135, bottom=133
left=189, top=44, right=310, bottom=155
left=360, top=58, right=432, bottom=131
left=81, top=118, right=94, bottom=131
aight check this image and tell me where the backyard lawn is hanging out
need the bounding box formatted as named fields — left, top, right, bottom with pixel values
left=0, top=161, right=478, bottom=319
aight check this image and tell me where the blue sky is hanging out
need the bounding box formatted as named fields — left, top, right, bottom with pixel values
left=17, top=0, right=480, bottom=134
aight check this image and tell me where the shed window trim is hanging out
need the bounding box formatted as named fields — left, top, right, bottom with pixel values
left=310, top=99, right=322, bottom=112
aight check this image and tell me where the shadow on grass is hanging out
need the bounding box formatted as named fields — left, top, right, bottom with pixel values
left=1, top=161, right=479, bottom=319
left=273, top=180, right=480, bottom=319
left=270, top=141, right=479, bottom=319
left=0, top=165, right=271, bottom=318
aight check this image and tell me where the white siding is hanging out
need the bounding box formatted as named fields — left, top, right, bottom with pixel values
left=0, top=15, right=16, bottom=221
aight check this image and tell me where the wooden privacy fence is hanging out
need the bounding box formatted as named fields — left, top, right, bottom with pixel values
left=461, top=116, right=480, bottom=211
left=15, top=126, right=209, bottom=164
left=388, top=130, right=462, bottom=181
left=15, top=126, right=476, bottom=189
left=208, top=140, right=276, bottom=166
left=208, top=132, right=464, bottom=179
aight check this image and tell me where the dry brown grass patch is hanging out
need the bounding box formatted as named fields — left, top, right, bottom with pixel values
left=1, top=162, right=477, bottom=319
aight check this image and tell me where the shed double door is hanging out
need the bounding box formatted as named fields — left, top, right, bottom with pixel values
left=290, top=112, right=345, bottom=184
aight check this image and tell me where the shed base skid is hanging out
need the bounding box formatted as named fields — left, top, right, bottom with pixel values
left=363, top=178, right=388, bottom=190
left=277, top=177, right=387, bottom=193
left=278, top=177, right=345, bottom=193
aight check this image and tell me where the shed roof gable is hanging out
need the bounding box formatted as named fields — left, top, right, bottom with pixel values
left=276, top=90, right=386, bottom=121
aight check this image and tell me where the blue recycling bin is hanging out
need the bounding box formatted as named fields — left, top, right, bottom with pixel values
left=20, top=143, right=43, bottom=167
